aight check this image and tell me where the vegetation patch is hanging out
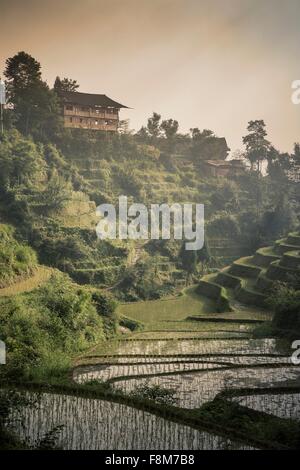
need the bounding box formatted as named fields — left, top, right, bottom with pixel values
left=0, top=224, right=37, bottom=288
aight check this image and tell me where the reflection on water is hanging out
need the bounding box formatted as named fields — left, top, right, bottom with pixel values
left=6, top=338, right=294, bottom=449
left=131, top=331, right=251, bottom=340
left=113, top=367, right=300, bottom=408
left=74, top=362, right=228, bottom=383
left=100, top=338, right=284, bottom=356
left=232, top=393, right=300, bottom=421
left=75, top=338, right=295, bottom=411
left=7, top=392, right=253, bottom=450
left=74, top=356, right=291, bottom=383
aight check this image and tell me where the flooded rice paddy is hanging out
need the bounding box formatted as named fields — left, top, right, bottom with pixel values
left=74, top=337, right=298, bottom=410
left=128, top=331, right=251, bottom=340
left=74, top=356, right=291, bottom=383
left=88, top=338, right=287, bottom=356
left=6, top=304, right=298, bottom=450
left=231, top=393, right=300, bottom=421
left=111, top=367, right=300, bottom=408
left=7, top=392, right=254, bottom=450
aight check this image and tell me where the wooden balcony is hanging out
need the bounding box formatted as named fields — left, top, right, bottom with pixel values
left=64, top=106, right=119, bottom=120
left=64, top=116, right=118, bottom=132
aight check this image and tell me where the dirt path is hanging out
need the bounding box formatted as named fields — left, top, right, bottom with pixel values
left=0, top=266, right=53, bottom=297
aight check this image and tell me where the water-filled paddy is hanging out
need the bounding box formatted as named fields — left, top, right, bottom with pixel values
left=131, top=330, right=252, bottom=340
left=7, top=392, right=253, bottom=450
left=112, top=367, right=300, bottom=408
left=74, top=356, right=291, bottom=383
left=74, top=361, right=228, bottom=383
left=74, top=334, right=296, bottom=410
left=90, top=338, right=286, bottom=356
left=231, top=393, right=300, bottom=421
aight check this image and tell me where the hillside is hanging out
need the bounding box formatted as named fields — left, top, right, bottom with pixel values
left=195, top=232, right=300, bottom=336
left=1, top=95, right=299, bottom=304
left=1, top=49, right=300, bottom=450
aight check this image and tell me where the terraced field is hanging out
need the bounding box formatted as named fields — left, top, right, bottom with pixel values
left=7, top=392, right=254, bottom=450
left=118, top=286, right=215, bottom=325
left=230, top=391, right=300, bottom=421
left=8, top=233, right=299, bottom=449
left=71, top=232, right=300, bottom=449
left=197, top=232, right=300, bottom=310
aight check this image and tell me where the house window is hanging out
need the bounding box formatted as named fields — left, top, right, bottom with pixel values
left=66, top=105, right=73, bottom=111
left=69, top=117, right=73, bottom=123
left=95, top=109, right=100, bottom=114
left=80, top=118, right=83, bottom=123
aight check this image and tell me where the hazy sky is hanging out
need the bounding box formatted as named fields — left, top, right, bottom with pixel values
left=0, top=0, right=299, bottom=152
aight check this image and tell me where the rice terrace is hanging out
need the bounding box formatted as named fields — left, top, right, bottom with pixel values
left=1, top=0, right=300, bottom=456
left=2, top=229, right=300, bottom=449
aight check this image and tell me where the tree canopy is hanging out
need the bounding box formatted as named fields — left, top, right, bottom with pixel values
left=4, top=52, right=63, bottom=140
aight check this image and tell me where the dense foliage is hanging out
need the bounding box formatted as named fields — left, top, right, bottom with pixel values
left=268, top=276, right=300, bottom=335
left=0, top=50, right=299, bottom=343
left=0, top=224, right=37, bottom=287
left=0, top=270, right=115, bottom=380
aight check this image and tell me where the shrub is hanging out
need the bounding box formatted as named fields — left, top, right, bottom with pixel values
left=0, top=273, right=105, bottom=380
left=0, top=224, right=37, bottom=287
left=130, top=384, right=178, bottom=406
left=207, top=212, right=241, bottom=239
left=268, top=282, right=300, bottom=333
left=91, top=291, right=118, bottom=319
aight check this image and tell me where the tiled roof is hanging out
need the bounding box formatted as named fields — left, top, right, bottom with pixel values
left=60, top=91, right=128, bottom=108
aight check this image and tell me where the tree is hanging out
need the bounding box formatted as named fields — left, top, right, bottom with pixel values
left=180, top=244, right=198, bottom=284
left=4, top=52, right=62, bottom=140
left=261, top=194, right=296, bottom=239
left=197, top=240, right=211, bottom=274
left=267, top=146, right=291, bottom=185
left=160, top=119, right=178, bottom=140
left=243, top=120, right=270, bottom=172
left=5, top=51, right=42, bottom=89
left=293, top=143, right=300, bottom=166
left=210, top=181, right=240, bottom=212
left=118, top=119, right=133, bottom=135
left=160, top=118, right=178, bottom=152
left=268, top=281, right=300, bottom=334
left=190, top=128, right=214, bottom=140
left=136, top=126, right=149, bottom=142
left=91, top=291, right=117, bottom=319
left=290, top=143, right=300, bottom=180
left=189, top=128, right=229, bottom=161
left=147, top=112, right=161, bottom=139
left=42, top=171, right=71, bottom=213
left=207, top=212, right=241, bottom=239
left=54, top=76, right=79, bottom=93
left=0, top=130, right=45, bottom=186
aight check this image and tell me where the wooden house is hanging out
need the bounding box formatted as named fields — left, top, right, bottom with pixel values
left=60, top=91, right=128, bottom=132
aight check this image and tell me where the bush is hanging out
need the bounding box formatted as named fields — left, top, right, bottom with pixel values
left=91, top=291, right=118, bottom=318
left=130, top=384, right=178, bottom=406
left=268, top=282, right=300, bottom=333
left=0, top=224, right=37, bottom=287
left=0, top=273, right=105, bottom=380
left=207, top=212, right=241, bottom=239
